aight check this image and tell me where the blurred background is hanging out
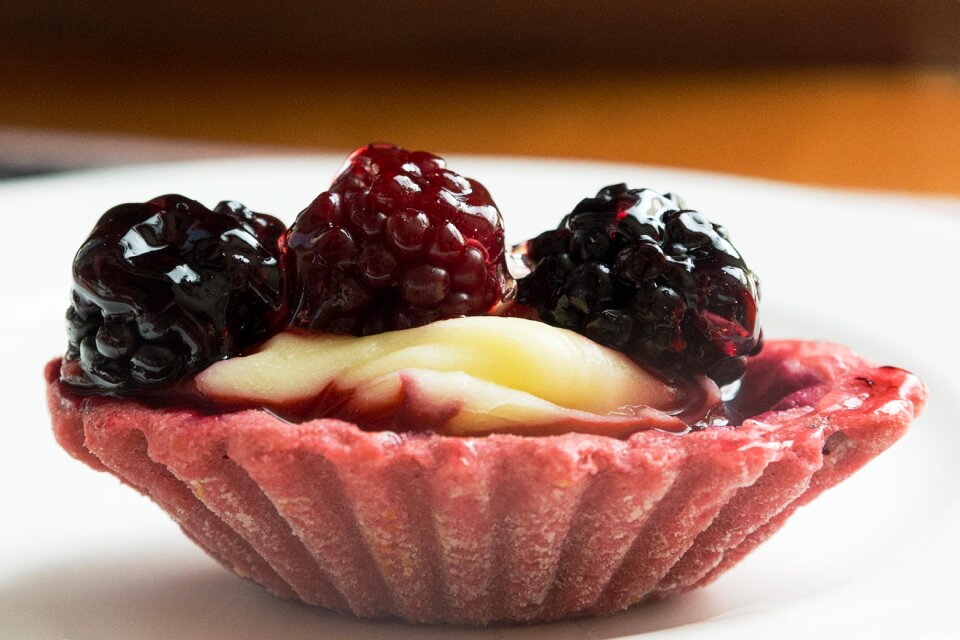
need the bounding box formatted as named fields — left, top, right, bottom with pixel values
left=1, top=1, right=958, bottom=194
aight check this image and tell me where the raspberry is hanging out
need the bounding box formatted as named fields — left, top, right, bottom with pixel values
left=285, top=143, right=515, bottom=334
left=62, top=195, right=286, bottom=391
left=516, top=184, right=762, bottom=385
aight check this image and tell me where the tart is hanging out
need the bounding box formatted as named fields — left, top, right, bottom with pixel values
left=47, top=144, right=927, bottom=624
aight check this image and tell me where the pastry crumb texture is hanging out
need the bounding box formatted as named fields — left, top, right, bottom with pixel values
left=46, top=340, right=926, bottom=625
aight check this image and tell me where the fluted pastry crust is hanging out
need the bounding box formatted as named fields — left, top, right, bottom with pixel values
left=46, top=341, right=926, bottom=624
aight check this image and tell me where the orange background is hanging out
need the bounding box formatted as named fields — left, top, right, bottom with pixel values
left=1, top=2, right=959, bottom=195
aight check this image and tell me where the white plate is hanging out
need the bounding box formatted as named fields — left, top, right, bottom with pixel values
left=1, top=155, right=958, bottom=640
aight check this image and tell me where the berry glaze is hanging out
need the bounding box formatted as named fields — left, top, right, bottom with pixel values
left=284, top=144, right=516, bottom=334
left=516, top=184, right=762, bottom=386
left=62, top=195, right=285, bottom=393
left=55, top=147, right=778, bottom=436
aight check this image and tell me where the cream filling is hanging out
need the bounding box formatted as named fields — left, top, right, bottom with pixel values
left=196, top=316, right=707, bottom=435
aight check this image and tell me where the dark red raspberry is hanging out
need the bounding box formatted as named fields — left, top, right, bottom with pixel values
left=62, top=195, right=286, bottom=392
left=284, top=144, right=515, bottom=334
left=516, top=184, right=762, bottom=385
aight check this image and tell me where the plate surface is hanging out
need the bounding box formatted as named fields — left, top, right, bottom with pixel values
left=1, top=155, right=958, bottom=640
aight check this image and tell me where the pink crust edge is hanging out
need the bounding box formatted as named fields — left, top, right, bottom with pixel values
left=45, top=341, right=927, bottom=625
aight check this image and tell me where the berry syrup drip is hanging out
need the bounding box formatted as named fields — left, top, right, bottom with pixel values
left=284, top=143, right=516, bottom=335
left=62, top=195, right=286, bottom=393
left=515, top=184, right=762, bottom=386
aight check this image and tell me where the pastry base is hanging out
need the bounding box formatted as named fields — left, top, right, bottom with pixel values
left=46, top=341, right=926, bottom=624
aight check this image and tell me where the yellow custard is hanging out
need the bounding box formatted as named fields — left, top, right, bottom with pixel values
left=197, top=316, right=703, bottom=435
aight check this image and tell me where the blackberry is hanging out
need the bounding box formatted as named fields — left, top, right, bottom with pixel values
left=285, top=143, right=515, bottom=334
left=516, top=184, right=762, bottom=385
left=62, top=195, right=286, bottom=391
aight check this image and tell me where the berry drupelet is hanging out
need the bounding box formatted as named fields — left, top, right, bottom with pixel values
left=515, top=184, right=762, bottom=385
left=284, top=144, right=515, bottom=334
left=62, top=195, right=286, bottom=391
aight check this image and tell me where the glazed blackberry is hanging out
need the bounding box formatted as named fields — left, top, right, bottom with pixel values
left=285, top=143, right=515, bottom=334
left=62, top=195, right=286, bottom=392
left=516, top=184, right=761, bottom=385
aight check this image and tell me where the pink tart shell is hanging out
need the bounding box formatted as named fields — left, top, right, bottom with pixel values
left=46, top=340, right=926, bottom=624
